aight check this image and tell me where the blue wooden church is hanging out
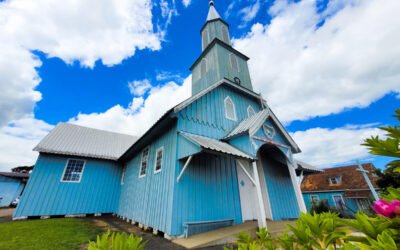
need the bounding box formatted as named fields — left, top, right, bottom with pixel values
left=14, top=1, right=307, bottom=238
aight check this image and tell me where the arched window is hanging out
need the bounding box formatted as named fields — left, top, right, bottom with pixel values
left=224, top=96, right=237, bottom=121
left=202, top=29, right=209, bottom=49
left=247, top=106, right=255, bottom=117
left=230, top=53, right=239, bottom=72
left=222, top=26, right=229, bottom=43
left=201, top=58, right=207, bottom=77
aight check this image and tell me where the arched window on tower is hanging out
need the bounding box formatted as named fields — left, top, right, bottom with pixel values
left=201, top=58, right=207, bottom=77
left=224, top=96, right=237, bottom=121
left=247, top=106, right=255, bottom=117
left=230, top=53, right=239, bottom=72
left=222, top=26, right=230, bottom=44
left=202, top=29, right=209, bottom=49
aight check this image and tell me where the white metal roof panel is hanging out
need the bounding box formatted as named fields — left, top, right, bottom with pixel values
left=180, top=132, right=254, bottom=160
left=34, top=123, right=138, bottom=161
left=225, top=109, right=269, bottom=139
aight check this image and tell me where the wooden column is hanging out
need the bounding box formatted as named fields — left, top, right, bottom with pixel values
left=252, top=161, right=267, bottom=228
left=287, top=159, right=307, bottom=213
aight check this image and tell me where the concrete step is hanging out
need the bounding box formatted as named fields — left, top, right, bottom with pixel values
left=173, top=221, right=258, bottom=249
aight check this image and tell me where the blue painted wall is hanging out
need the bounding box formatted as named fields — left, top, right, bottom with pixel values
left=117, top=125, right=177, bottom=235
left=178, top=85, right=261, bottom=139
left=14, top=154, right=122, bottom=217
left=261, top=154, right=300, bottom=220
left=170, top=153, right=242, bottom=236
left=0, top=175, right=24, bottom=207
left=303, top=192, right=359, bottom=213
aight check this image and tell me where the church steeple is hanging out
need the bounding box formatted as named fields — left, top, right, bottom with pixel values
left=190, top=1, right=254, bottom=96
left=206, top=0, right=221, bottom=21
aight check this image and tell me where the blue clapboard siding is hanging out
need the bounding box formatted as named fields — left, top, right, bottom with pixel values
left=117, top=125, right=177, bottom=235
left=0, top=176, right=24, bottom=207
left=303, top=192, right=359, bottom=213
left=178, top=85, right=261, bottom=139
left=14, top=154, right=121, bottom=217
left=177, top=134, right=201, bottom=159
left=261, top=155, right=300, bottom=220
left=170, top=153, right=242, bottom=236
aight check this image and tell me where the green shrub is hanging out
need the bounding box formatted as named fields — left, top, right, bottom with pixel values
left=310, top=199, right=330, bottom=214
left=88, top=230, right=146, bottom=250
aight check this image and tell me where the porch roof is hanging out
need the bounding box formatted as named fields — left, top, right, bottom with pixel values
left=180, top=132, right=254, bottom=160
left=224, top=109, right=269, bottom=139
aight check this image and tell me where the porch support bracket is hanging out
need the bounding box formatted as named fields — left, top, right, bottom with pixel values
left=177, top=155, right=193, bottom=183
left=237, top=160, right=256, bottom=186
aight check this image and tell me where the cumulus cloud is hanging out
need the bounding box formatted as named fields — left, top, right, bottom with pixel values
left=234, top=0, right=400, bottom=123
left=128, top=79, right=152, bottom=96
left=239, top=0, right=260, bottom=24
left=68, top=76, right=191, bottom=136
left=0, top=0, right=165, bottom=127
left=291, top=125, right=385, bottom=167
left=0, top=118, right=53, bottom=171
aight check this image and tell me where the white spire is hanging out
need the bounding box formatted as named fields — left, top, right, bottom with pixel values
left=206, top=0, right=221, bottom=21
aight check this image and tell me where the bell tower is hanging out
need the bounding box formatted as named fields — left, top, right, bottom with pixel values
left=190, top=1, right=254, bottom=95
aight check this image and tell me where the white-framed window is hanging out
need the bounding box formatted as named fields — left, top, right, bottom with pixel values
left=61, top=159, right=85, bottom=183
left=201, top=58, right=208, bottom=77
left=224, top=96, right=237, bottom=121
left=202, top=29, right=209, bottom=48
left=222, top=26, right=229, bottom=43
left=247, top=105, right=255, bottom=117
left=139, top=146, right=150, bottom=177
left=329, top=176, right=341, bottom=185
left=310, top=195, right=320, bottom=203
left=121, top=165, right=126, bottom=185
left=154, top=147, right=164, bottom=174
left=333, top=195, right=345, bottom=207
left=229, top=53, right=239, bottom=72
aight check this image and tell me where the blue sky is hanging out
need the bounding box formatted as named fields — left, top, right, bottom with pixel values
left=0, top=0, right=399, bottom=171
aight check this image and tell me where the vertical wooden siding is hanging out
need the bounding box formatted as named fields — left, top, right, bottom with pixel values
left=117, top=125, right=177, bottom=235
left=14, top=154, right=121, bottom=217
left=0, top=176, right=24, bottom=207
left=261, top=156, right=300, bottom=220
left=170, top=153, right=242, bottom=236
left=178, top=85, right=261, bottom=139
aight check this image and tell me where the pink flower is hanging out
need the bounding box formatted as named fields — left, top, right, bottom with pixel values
left=391, top=200, right=400, bottom=216
left=372, top=200, right=395, bottom=217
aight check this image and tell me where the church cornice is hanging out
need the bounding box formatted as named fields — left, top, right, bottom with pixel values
left=189, top=38, right=249, bottom=70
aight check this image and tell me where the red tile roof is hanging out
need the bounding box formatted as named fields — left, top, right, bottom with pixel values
left=301, top=163, right=379, bottom=192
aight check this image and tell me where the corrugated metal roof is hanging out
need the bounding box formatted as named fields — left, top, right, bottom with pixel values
left=0, top=172, right=30, bottom=179
left=34, top=123, right=138, bottom=161
left=224, top=109, right=269, bottom=139
left=180, top=132, right=254, bottom=160
left=295, top=160, right=322, bottom=174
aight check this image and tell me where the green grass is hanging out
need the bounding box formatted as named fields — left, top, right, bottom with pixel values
left=0, top=218, right=102, bottom=250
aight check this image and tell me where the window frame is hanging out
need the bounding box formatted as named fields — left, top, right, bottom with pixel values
left=202, top=29, right=209, bottom=49
left=247, top=105, right=256, bottom=117
left=310, top=195, right=320, bottom=203
left=201, top=58, right=208, bottom=77
left=224, top=96, right=237, bottom=121
left=329, top=176, right=341, bottom=185
left=139, top=146, right=150, bottom=178
left=332, top=194, right=345, bottom=207
left=154, top=146, right=164, bottom=174
left=229, top=53, right=240, bottom=72
left=60, top=158, right=86, bottom=183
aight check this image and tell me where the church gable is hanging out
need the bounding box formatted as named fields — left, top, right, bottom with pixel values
left=252, top=118, right=291, bottom=148
left=177, top=84, right=262, bottom=139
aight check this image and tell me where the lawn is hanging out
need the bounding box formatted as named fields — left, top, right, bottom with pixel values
left=0, top=218, right=102, bottom=250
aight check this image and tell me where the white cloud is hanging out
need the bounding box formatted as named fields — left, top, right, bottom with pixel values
left=0, top=117, right=53, bottom=171
left=291, top=125, right=385, bottom=167
left=182, top=0, right=191, bottom=8
left=0, top=0, right=164, bottom=127
left=128, top=79, right=152, bottom=96
left=68, top=76, right=191, bottom=136
left=234, top=0, right=400, bottom=124
left=239, top=0, right=260, bottom=23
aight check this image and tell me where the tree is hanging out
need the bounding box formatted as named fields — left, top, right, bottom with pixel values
left=362, top=109, right=400, bottom=189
